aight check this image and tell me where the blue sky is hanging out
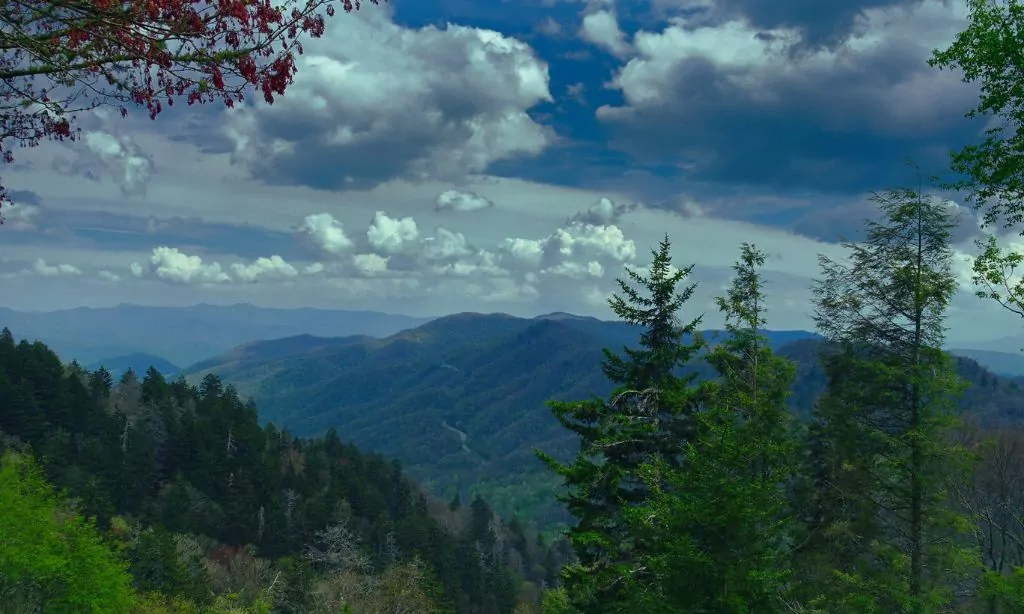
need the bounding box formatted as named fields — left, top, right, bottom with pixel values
left=0, top=0, right=1020, bottom=344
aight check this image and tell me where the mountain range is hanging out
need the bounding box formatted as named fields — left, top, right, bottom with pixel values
left=182, top=312, right=1024, bottom=529
left=1, top=303, right=432, bottom=366
left=85, top=353, right=182, bottom=378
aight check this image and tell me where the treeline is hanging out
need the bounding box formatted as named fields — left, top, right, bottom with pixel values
left=537, top=189, right=1024, bottom=613
left=0, top=329, right=571, bottom=613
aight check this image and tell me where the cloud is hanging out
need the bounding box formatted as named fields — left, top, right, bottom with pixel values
left=29, top=258, right=81, bottom=277
left=131, top=247, right=231, bottom=285
left=50, top=110, right=154, bottom=195
left=536, top=16, right=564, bottom=37
left=784, top=192, right=984, bottom=245
left=299, top=213, right=355, bottom=254
left=352, top=253, right=390, bottom=276
left=497, top=221, right=637, bottom=285
left=661, top=0, right=930, bottom=50
left=3, top=202, right=41, bottom=230
left=435, top=189, right=496, bottom=212
left=222, top=5, right=554, bottom=190
left=595, top=0, right=976, bottom=195
left=580, top=9, right=632, bottom=57
left=366, top=212, right=421, bottom=254
left=567, top=196, right=639, bottom=225
left=231, top=255, right=300, bottom=283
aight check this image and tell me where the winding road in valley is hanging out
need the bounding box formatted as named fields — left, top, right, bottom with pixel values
left=441, top=420, right=472, bottom=454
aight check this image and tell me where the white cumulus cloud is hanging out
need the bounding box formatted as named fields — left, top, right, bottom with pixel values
left=300, top=213, right=355, bottom=254
left=580, top=10, right=631, bottom=58
left=567, top=196, right=639, bottom=225
left=231, top=255, right=299, bottom=283
left=435, top=189, right=496, bottom=212
left=366, top=211, right=421, bottom=254
left=30, top=258, right=82, bottom=277
left=131, top=247, right=231, bottom=285
left=223, top=5, right=554, bottom=190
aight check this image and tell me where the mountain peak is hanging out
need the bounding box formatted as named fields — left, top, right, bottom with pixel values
left=533, top=311, right=601, bottom=322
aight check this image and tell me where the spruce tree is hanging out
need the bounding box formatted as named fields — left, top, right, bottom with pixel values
left=536, top=235, right=705, bottom=612
left=622, top=243, right=799, bottom=612
left=799, top=186, right=975, bottom=613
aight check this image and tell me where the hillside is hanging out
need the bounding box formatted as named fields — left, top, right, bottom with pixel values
left=0, top=327, right=565, bottom=612
left=87, top=352, right=181, bottom=377
left=1, top=303, right=432, bottom=366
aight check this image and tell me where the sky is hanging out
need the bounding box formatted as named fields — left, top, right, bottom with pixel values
left=1, top=0, right=1021, bottom=345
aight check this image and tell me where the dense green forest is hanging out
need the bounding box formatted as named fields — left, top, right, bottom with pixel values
left=0, top=330, right=572, bottom=612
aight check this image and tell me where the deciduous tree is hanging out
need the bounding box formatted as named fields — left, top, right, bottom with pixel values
left=930, top=0, right=1024, bottom=229
left=0, top=0, right=375, bottom=215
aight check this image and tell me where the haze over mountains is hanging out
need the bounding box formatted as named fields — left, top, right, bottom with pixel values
left=8, top=302, right=1024, bottom=376
left=0, top=303, right=432, bottom=367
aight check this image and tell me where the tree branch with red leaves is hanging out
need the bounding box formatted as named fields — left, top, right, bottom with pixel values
left=0, top=0, right=377, bottom=221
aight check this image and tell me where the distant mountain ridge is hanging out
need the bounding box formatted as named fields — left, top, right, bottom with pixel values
left=949, top=348, right=1024, bottom=377
left=0, top=303, right=433, bottom=366
left=86, top=353, right=180, bottom=377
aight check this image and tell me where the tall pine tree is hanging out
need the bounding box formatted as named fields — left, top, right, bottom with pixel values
left=621, top=243, right=800, bottom=612
left=537, top=235, right=705, bottom=612
left=799, top=185, right=976, bottom=613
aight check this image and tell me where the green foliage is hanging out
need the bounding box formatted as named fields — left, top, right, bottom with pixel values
left=540, top=587, right=579, bottom=614
left=620, top=243, right=799, bottom=612
left=972, top=233, right=1024, bottom=319
left=801, top=186, right=977, bottom=613
left=537, top=235, right=706, bottom=612
left=929, top=0, right=1024, bottom=229
left=979, top=567, right=1024, bottom=611
left=0, top=330, right=563, bottom=613
left=0, top=450, right=136, bottom=613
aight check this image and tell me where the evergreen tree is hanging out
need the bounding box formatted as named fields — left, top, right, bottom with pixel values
left=799, top=185, right=976, bottom=613
left=537, top=235, right=705, bottom=612
left=622, top=243, right=799, bottom=612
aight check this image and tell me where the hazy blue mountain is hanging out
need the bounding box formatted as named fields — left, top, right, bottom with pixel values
left=950, top=348, right=1024, bottom=377
left=85, top=353, right=181, bottom=378
left=0, top=303, right=433, bottom=366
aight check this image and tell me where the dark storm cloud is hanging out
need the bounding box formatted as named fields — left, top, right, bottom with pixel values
left=9, top=207, right=302, bottom=259
left=597, top=3, right=979, bottom=201
left=705, top=0, right=928, bottom=49
left=8, top=190, right=42, bottom=206
left=788, top=196, right=983, bottom=245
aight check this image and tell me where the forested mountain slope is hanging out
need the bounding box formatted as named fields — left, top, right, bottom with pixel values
left=184, top=313, right=1024, bottom=529
left=0, top=328, right=566, bottom=613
